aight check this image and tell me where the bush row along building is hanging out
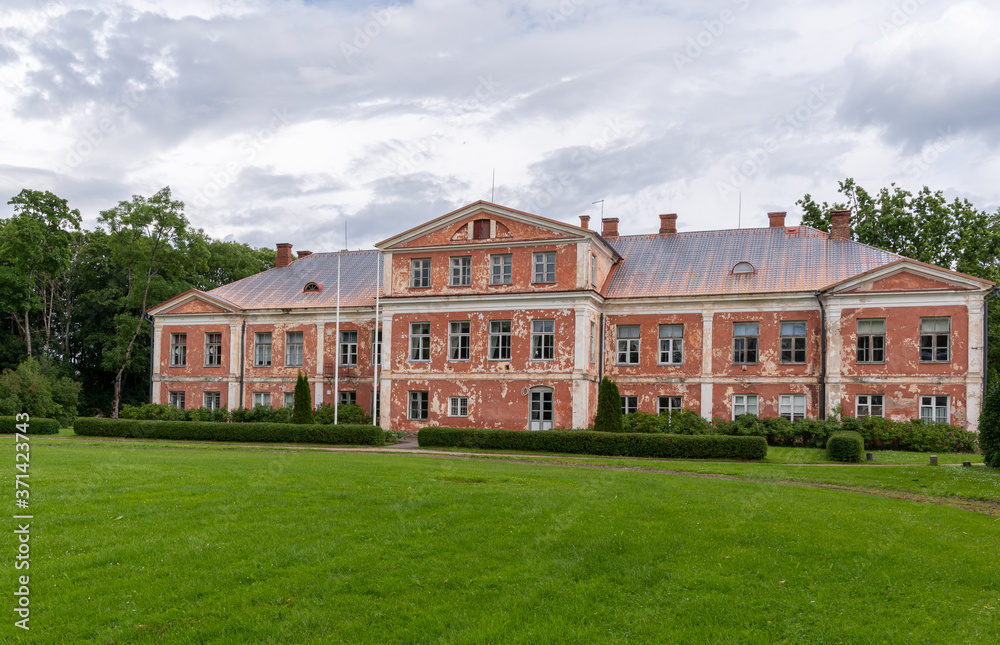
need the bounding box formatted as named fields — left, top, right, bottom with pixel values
left=148, top=202, right=996, bottom=431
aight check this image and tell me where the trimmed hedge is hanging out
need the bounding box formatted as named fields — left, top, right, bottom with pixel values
left=418, top=427, right=767, bottom=460
left=74, top=418, right=384, bottom=446
left=827, top=431, right=864, bottom=463
left=0, top=416, right=60, bottom=435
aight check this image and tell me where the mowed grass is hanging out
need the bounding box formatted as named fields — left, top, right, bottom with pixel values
left=3, top=441, right=1000, bottom=644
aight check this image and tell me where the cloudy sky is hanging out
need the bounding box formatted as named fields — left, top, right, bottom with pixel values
left=1, top=0, right=998, bottom=252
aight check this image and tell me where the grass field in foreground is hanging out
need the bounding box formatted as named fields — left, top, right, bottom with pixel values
left=3, top=441, right=999, bottom=644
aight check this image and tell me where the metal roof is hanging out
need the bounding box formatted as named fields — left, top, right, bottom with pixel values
left=604, top=226, right=901, bottom=298
left=208, top=250, right=381, bottom=309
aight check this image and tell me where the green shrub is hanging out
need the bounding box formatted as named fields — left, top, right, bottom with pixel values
left=623, top=411, right=662, bottom=433
left=314, top=403, right=372, bottom=426
left=292, top=373, right=314, bottom=424
left=982, top=380, right=1000, bottom=468
left=74, top=418, right=383, bottom=445
left=0, top=357, right=80, bottom=427
left=230, top=405, right=293, bottom=424
left=0, top=416, right=60, bottom=434
left=854, top=416, right=977, bottom=453
left=827, top=431, right=864, bottom=462
left=594, top=377, right=623, bottom=433
left=666, top=408, right=716, bottom=435
left=418, top=427, right=766, bottom=460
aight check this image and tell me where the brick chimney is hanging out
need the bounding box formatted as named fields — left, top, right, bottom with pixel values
left=767, top=211, right=786, bottom=228
left=601, top=217, right=619, bottom=238
left=659, top=213, right=677, bottom=236
left=297, top=250, right=312, bottom=258
left=830, top=210, right=851, bottom=239
left=276, top=243, right=293, bottom=268
left=579, top=215, right=590, bottom=230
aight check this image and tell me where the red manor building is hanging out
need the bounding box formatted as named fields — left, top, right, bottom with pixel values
left=149, top=202, right=995, bottom=432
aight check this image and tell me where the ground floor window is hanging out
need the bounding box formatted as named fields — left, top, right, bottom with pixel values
left=340, top=391, right=357, bottom=406
left=657, top=396, right=682, bottom=415
left=409, top=391, right=429, bottom=420
left=920, top=395, right=949, bottom=424
left=371, top=391, right=381, bottom=424
left=779, top=394, right=806, bottom=421
left=204, top=391, right=220, bottom=410
left=620, top=396, right=638, bottom=415
left=856, top=394, right=883, bottom=418
left=284, top=392, right=295, bottom=407
left=529, top=388, right=553, bottom=431
left=733, top=394, right=758, bottom=418
left=253, top=392, right=270, bottom=408
left=168, top=391, right=185, bottom=410
left=449, top=396, right=468, bottom=417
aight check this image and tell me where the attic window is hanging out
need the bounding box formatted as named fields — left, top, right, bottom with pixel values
left=303, top=282, right=322, bottom=293
left=732, top=262, right=755, bottom=275
left=473, top=219, right=491, bottom=240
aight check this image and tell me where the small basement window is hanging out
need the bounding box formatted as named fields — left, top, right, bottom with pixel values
left=732, top=262, right=755, bottom=275
left=303, top=282, right=322, bottom=292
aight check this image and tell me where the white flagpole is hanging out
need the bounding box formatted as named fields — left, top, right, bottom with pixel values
left=373, top=252, right=380, bottom=424
left=334, top=253, right=341, bottom=425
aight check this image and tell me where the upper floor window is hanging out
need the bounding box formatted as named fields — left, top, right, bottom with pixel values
left=491, top=254, right=512, bottom=285
left=489, top=320, right=511, bottom=360
left=449, top=321, right=471, bottom=361
left=733, top=322, right=759, bottom=364
left=411, top=258, right=431, bottom=288
left=733, top=393, right=758, bottom=418
left=589, top=321, right=597, bottom=364
left=450, top=256, right=471, bottom=286
left=340, top=330, right=358, bottom=366
left=616, top=325, right=640, bottom=365
left=857, top=319, right=885, bottom=363
left=170, top=333, right=187, bottom=366
left=409, top=322, right=430, bottom=361
left=658, top=324, right=683, bottom=365
left=254, top=332, right=272, bottom=367
left=531, top=319, right=555, bottom=360
left=779, top=394, right=806, bottom=421
left=920, top=317, right=950, bottom=362
left=205, top=333, right=222, bottom=366
left=371, top=330, right=382, bottom=366
left=780, top=321, right=806, bottom=364
left=920, top=395, right=949, bottom=423
left=533, top=252, right=556, bottom=283
left=590, top=254, right=597, bottom=287
left=856, top=394, right=883, bottom=418
left=285, top=331, right=304, bottom=367
left=473, top=219, right=491, bottom=239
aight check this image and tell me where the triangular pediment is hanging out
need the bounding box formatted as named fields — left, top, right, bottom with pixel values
left=827, top=260, right=992, bottom=295
left=148, top=289, right=241, bottom=316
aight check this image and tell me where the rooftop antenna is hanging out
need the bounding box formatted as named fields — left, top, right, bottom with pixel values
left=345, top=220, right=348, bottom=251
left=491, top=168, right=495, bottom=202
left=738, top=192, right=742, bottom=229
left=592, top=199, right=604, bottom=218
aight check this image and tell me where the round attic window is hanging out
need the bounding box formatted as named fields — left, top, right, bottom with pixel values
left=732, top=262, right=755, bottom=275
left=303, top=281, right=322, bottom=292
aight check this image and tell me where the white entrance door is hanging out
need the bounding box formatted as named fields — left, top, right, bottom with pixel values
left=529, top=389, right=553, bottom=431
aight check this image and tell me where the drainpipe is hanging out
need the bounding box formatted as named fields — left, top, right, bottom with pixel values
left=815, top=291, right=827, bottom=420
left=239, top=319, right=246, bottom=409
left=986, top=286, right=1000, bottom=396
left=143, top=313, right=154, bottom=404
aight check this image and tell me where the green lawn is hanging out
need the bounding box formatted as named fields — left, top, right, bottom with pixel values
left=3, top=438, right=999, bottom=644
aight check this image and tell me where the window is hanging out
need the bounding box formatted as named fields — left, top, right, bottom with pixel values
left=529, top=388, right=554, bottom=431
left=620, top=396, right=638, bottom=415
left=490, top=254, right=512, bottom=285
left=658, top=324, right=683, bottom=365
left=168, top=391, right=185, bottom=409
left=204, top=391, right=220, bottom=410
left=450, top=256, right=471, bottom=286
left=254, top=332, right=272, bottom=366
left=489, top=320, right=511, bottom=360
left=780, top=322, right=806, bottom=364
left=733, top=323, right=759, bottom=364
left=340, top=330, right=358, bottom=366
left=920, top=317, right=950, bottom=362
left=286, top=331, right=304, bottom=367
left=449, top=396, right=468, bottom=417
left=658, top=396, right=682, bottom=415
left=856, top=394, right=883, bottom=418
left=617, top=325, right=640, bottom=364
left=733, top=394, right=758, bottom=418
left=531, top=319, right=555, bottom=360
left=409, top=322, right=430, bottom=361
left=590, top=321, right=597, bottom=364
left=920, top=395, right=949, bottom=423
left=779, top=394, right=806, bottom=421
left=371, top=330, right=382, bottom=366
left=590, top=254, right=597, bottom=287
left=409, top=391, right=429, bottom=420
left=449, top=321, right=471, bottom=361
left=732, top=261, right=754, bottom=274
left=371, top=391, right=381, bottom=424
left=533, top=252, right=556, bottom=283
left=857, top=319, right=885, bottom=363
left=473, top=218, right=490, bottom=239
left=339, top=391, right=356, bottom=406
left=410, top=258, right=431, bottom=288
left=303, top=281, right=321, bottom=292
left=170, top=334, right=187, bottom=366
left=205, top=333, right=222, bottom=366
left=253, top=392, right=270, bottom=407
left=284, top=392, right=295, bottom=407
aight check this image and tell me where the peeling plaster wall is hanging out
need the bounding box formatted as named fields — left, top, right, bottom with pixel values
left=711, top=310, right=822, bottom=378
left=712, top=382, right=819, bottom=421
left=396, top=214, right=565, bottom=249
left=840, top=383, right=968, bottom=427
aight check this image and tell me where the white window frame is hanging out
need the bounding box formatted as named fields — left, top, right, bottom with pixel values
left=490, top=254, right=512, bottom=285
left=371, top=329, right=382, bottom=366
left=254, top=332, right=272, bottom=367
left=489, top=320, right=511, bottom=360
left=204, top=391, right=220, bottom=410
left=409, top=391, right=429, bottom=420
left=857, top=319, right=886, bottom=363
left=253, top=392, right=271, bottom=408
left=285, top=331, right=304, bottom=367
left=856, top=394, right=884, bottom=418
left=340, top=330, right=358, bottom=366
left=339, top=391, right=357, bottom=406
left=590, top=254, right=597, bottom=287
left=780, top=321, right=806, bottom=364
left=616, top=325, right=640, bottom=365
left=409, top=322, right=430, bottom=361
left=530, top=319, right=555, bottom=360
left=532, top=252, right=556, bottom=284
left=920, top=317, right=951, bottom=363
left=168, top=391, right=185, bottom=409
left=620, top=395, right=638, bottom=415
left=284, top=392, right=295, bottom=407
left=778, top=394, right=806, bottom=421
left=448, top=321, right=471, bottom=361
left=658, top=324, right=683, bottom=365
left=589, top=321, right=597, bottom=364
left=410, top=258, right=431, bottom=288
left=204, top=332, right=222, bottom=367
left=170, top=333, right=187, bottom=367
left=657, top=396, right=682, bottom=415
left=732, top=394, right=758, bottom=419
left=920, top=395, right=949, bottom=423
left=450, top=256, right=471, bottom=286
left=449, top=396, right=468, bottom=417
